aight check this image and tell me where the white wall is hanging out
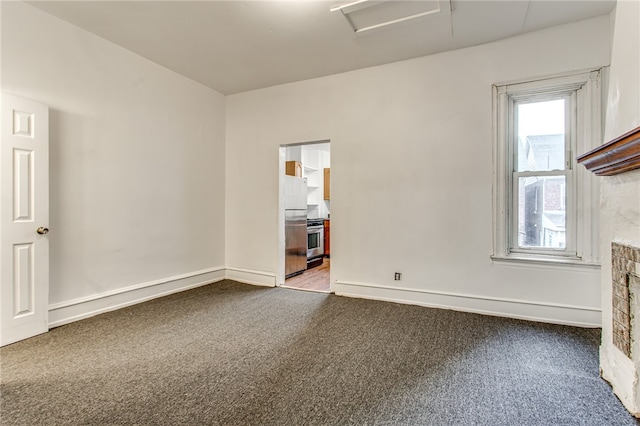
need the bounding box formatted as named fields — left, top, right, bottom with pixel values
left=599, top=0, right=640, bottom=416
left=2, top=2, right=227, bottom=325
left=226, top=16, right=611, bottom=326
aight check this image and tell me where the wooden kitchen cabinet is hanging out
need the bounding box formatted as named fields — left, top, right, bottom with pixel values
left=324, top=219, right=330, bottom=257
left=324, top=168, right=330, bottom=200
left=286, top=161, right=302, bottom=177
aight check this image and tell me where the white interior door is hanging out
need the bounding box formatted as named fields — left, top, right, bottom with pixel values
left=1, top=93, right=49, bottom=346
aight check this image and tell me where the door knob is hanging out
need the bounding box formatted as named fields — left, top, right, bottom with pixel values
left=36, top=227, right=49, bottom=235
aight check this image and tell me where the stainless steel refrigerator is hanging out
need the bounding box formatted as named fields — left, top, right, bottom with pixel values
left=284, top=175, right=307, bottom=278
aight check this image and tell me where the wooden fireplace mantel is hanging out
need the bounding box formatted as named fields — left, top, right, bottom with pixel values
left=577, top=126, right=640, bottom=176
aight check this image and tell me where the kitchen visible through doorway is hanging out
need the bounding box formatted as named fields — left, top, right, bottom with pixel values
left=281, top=141, right=330, bottom=293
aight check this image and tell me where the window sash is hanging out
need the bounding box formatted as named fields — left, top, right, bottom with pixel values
left=512, top=94, right=572, bottom=173
left=508, top=92, right=576, bottom=257
left=510, top=170, right=575, bottom=257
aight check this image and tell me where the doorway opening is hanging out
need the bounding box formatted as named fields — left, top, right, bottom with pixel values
left=278, top=140, right=331, bottom=293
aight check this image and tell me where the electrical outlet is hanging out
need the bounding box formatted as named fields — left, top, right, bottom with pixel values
left=394, top=272, right=401, bottom=281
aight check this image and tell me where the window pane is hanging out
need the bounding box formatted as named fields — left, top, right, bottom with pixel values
left=517, top=175, right=566, bottom=249
left=516, top=99, right=565, bottom=172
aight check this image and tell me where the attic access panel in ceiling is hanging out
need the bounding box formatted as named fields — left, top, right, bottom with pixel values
left=332, top=0, right=451, bottom=34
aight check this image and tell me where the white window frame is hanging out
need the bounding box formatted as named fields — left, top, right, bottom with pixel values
left=492, top=69, right=602, bottom=267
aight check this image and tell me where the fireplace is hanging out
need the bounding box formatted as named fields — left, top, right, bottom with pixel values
left=578, top=124, right=640, bottom=417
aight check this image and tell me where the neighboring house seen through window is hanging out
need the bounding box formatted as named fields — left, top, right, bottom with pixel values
left=492, top=70, right=602, bottom=266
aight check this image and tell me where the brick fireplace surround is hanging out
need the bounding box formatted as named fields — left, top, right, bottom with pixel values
left=611, top=243, right=640, bottom=358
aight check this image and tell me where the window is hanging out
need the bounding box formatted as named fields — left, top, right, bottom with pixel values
left=492, top=70, right=602, bottom=265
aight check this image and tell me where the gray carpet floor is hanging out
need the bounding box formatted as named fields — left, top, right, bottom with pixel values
left=1, top=280, right=638, bottom=425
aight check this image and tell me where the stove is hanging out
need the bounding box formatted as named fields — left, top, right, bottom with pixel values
left=306, top=218, right=325, bottom=267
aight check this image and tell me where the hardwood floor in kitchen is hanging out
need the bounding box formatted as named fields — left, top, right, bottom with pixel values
left=284, top=258, right=330, bottom=292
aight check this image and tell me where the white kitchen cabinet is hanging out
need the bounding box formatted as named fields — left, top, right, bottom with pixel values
left=302, top=144, right=330, bottom=218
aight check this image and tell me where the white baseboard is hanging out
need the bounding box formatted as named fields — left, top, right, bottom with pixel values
left=48, top=270, right=599, bottom=330
left=48, top=267, right=226, bottom=328
left=334, top=280, right=602, bottom=327
left=225, top=267, right=276, bottom=287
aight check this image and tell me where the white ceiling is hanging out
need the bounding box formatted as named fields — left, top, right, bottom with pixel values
left=28, top=0, right=616, bottom=95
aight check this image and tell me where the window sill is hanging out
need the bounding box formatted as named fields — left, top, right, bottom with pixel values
left=491, top=254, right=600, bottom=269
